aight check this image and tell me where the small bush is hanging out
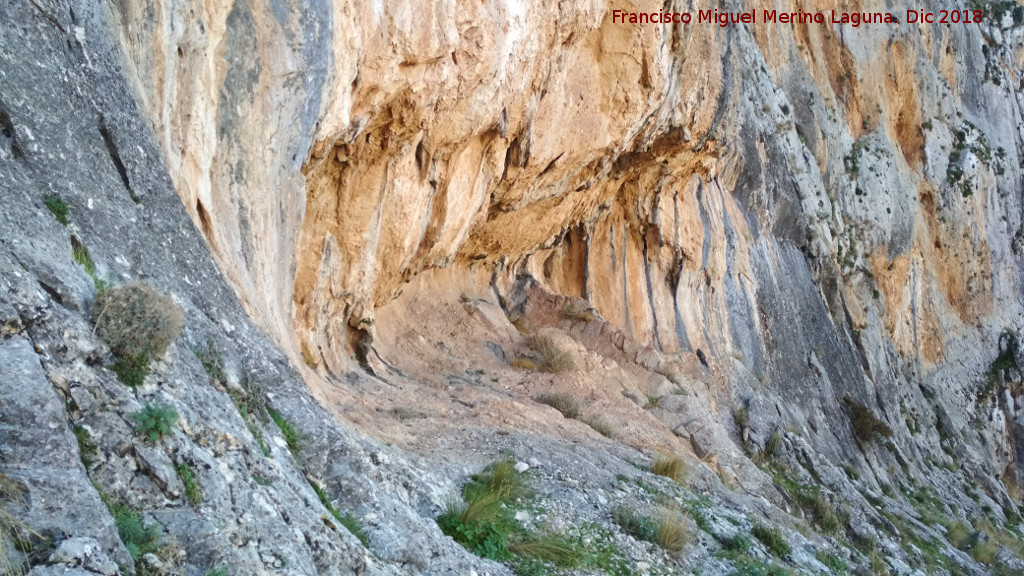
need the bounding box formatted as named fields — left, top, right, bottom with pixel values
left=132, top=402, right=178, bottom=443
left=535, top=393, right=580, bottom=420
left=751, top=523, right=791, bottom=558
left=843, top=396, right=893, bottom=444
left=93, top=283, right=183, bottom=361
left=810, top=493, right=841, bottom=534
left=267, top=407, right=302, bottom=456
left=585, top=417, right=614, bottom=438
left=531, top=334, right=576, bottom=373
left=177, top=463, right=202, bottom=507
left=651, top=454, right=686, bottom=484
left=44, top=195, right=69, bottom=225
left=74, top=425, right=98, bottom=468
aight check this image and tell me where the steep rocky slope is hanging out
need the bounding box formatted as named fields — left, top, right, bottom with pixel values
left=3, top=0, right=1024, bottom=575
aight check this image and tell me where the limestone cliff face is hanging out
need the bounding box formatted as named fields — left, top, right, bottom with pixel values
left=117, top=0, right=1024, bottom=472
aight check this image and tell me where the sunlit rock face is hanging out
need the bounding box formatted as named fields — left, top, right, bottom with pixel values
left=114, top=0, right=1024, bottom=481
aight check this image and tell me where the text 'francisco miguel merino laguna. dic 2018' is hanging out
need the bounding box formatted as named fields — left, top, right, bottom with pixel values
left=611, top=9, right=987, bottom=27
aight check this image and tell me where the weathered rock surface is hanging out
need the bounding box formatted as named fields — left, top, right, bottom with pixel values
left=3, top=0, right=1024, bottom=575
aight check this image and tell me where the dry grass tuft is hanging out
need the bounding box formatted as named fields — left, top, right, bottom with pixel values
left=0, top=474, right=36, bottom=576
left=585, top=417, right=614, bottom=438
left=651, top=454, right=686, bottom=484
left=535, top=393, right=581, bottom=420
left=655, top=509, right=690, bottom=556
left=531, top=334, right=575, bottom=373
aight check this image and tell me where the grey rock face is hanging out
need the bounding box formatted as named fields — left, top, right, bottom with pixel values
left=2, top=1, right=1024, bottom=576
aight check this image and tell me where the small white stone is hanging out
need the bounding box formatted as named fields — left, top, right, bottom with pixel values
left=514, top=461, right=529, bottom=473
left=528, top=457, right=540, bottom=468
left=636, top=561, right=650, bottom=572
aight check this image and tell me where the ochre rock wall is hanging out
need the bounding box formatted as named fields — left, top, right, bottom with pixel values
left=111, top=0, right=1024, bottom=454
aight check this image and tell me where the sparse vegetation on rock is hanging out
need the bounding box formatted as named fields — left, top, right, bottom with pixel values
left=651, top=454, right=686, bottom=484
left=843, top=396, right=893, bottom=444
left=93, top=283, right=182, bottom=387
left=268, top=406, right=302, bottom=456
left=43, top=194, right=69, bottom=225
left=535, top=393, right=581, bottom=420
left=132, top=402, right=179, bottom=443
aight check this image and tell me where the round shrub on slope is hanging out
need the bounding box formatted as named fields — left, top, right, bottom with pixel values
left=92, top=283, right=183, bottom=359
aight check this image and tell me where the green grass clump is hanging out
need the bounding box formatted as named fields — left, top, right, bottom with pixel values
left=612, top=505, right=656, bottom=542
left=764, top=431, right=782, bottom=459
left=71, top=239, right=110, bottom=293
left=719, top=533, right=752, bottom=553
left=612, top=505, right=688, bottom=555
left=751, top=523, right=791, bottom=558
left=651, top=454, right=686, bottom=484
left=438, top=460, right=581, bottom=570
left=73, top=425, right=98, bottom=468
left=132, top=402, right=178, bottom=443
left=267, top=407, right=302, bottom=456
left=312, top=482, right=368, bottom=546
left=773, top=471, right=842, bottom=534
left=44, top=195, right=69, bottom=225
left=815, top=550, right=849, bottom=573
left=716, top=530, right=791, bottom=576
left=337, top=512, right=368, bottom=547
left=535, top=393, right=581, bottom=420
left=177, top=463, right=202, bottom=507
left=110, top=503, right=162, bottom=561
